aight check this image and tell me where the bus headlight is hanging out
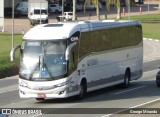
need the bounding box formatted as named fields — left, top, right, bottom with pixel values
left=20, top=90, right=25, bottom=95
left=19, top=80, right=29, bottom=88
left=59, top=90, right=66, bottom=95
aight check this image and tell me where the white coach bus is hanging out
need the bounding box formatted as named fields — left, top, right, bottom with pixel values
left=10, top=20, right=143, bottom=101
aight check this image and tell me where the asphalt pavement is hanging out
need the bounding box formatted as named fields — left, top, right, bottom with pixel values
left=0, top=39, right=160, bottom=117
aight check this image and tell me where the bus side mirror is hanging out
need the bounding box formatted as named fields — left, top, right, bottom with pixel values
left=65, top=42, right=77, bottom=60
left=10, top=45, right=21, bottom=61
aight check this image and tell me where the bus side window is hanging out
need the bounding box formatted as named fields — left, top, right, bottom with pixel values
left=68, top=45, right=78, bottom=75
left=70, top=51, right=75, bottom=69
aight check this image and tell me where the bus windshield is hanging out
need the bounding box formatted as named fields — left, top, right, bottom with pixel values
left=20, top=40, right=67, bottom=81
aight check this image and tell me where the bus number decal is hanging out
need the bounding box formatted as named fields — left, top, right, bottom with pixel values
left=87, top=59, right=98, bottom=66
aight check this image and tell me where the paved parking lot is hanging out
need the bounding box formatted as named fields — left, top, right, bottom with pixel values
left=0, top=2, right=160, bottom=33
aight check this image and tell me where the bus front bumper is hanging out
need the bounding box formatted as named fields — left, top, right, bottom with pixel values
left=19, top=86, right=78, bottom=99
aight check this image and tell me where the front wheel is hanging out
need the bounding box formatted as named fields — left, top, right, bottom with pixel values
left=45, top=19, right=48, bottom=23
left=156, top=82, right=160, bottom=87
left=122, top=71, right=130, bottom=88
left=156, top=77, right=160, bottom=87
left=77, top=81, right=87, bottom=99
left=55, top=10, right=59, bottom=14
left=30, top=20, right=35, bottom=26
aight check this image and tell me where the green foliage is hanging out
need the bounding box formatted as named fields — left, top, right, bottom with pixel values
left=85, top=0, right=98, bottom=5
left=106, top=0, right=120, bottom=11
left=121, top=14, right=160, bottom=39
left=0, top=33, right=22, bottom=76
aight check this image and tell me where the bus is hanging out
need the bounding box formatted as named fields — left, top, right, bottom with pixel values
left=10, top=20, right=143, bottom=101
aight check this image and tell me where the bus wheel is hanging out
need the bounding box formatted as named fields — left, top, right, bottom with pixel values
left=35, top=98, right=44, bottom=102
left=156, top=77, right=160, bottom=87
left=123, top=70, right=130, bottom=88
left=156, top=82, right=160, bottom=87
left=78, top=80, right=87, bottom=99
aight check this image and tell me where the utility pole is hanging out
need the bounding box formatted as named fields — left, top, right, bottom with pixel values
left=72, top=0, right=76, bottom=21
left=62, top=0, right=64, bottom=16
left=40, top=1, right=42, bottom=25
left=12, top=0, right=15, bottom=49
left=128, top=0, right=130, bottom=20
left=0, top=0, right=4, bottom=32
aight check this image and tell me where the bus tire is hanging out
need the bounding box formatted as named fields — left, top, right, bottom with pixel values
left=123, top=70, right=130, bottom=88
left=157, top=82, right=160, bottom=87
left=77, top=79, right=87, bottom=99
left=156, top=78, right=160, bottom=87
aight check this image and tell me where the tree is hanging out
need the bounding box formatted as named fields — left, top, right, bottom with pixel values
left=84, top=0, right=122, bottom=20
left=94, top=0, right=100, bottom=20
left=106, top=0, right=121, bottom=19
left=83, top=0, right=100, bottom=20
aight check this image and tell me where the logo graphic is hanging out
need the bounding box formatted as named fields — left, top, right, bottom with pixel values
left=2, top=109, right=11, bottom=114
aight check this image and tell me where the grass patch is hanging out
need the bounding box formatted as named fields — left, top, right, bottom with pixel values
left=0, top=33, right=22, bottom=77
left=121, top=14, right=160, bottom=39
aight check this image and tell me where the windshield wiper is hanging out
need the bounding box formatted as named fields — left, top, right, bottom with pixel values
left=29, top=54, right=41, bottom=80
left=40, top=53, right=53, bottom=78
left=29, top=62, right=39, bottom=80
left=29, top=60, right=53, bottom=80
left=41, top=43, right=53, bottom=79
left=43, top=63, right=53, bottom=78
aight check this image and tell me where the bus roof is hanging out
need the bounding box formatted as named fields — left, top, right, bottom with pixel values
left=23, top=20, right=140, bottom=40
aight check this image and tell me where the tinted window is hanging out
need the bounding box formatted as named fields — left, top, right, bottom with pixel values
left=79, top=25, right=142, bottom=60
left=34, top=9, right=47, bottom=14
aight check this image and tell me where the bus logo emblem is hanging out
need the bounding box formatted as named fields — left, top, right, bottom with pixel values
left=71, top=37, right=79, bottom=42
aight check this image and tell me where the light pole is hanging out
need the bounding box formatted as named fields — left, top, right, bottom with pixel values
left=40, top=1, right=42, bottom=25
left=128, top=0, right=130, bottom=20
left=1, top=0, right=4, bottom=32
left=73, top=0, right=76, bottom=21
left=62, top=0, right=64, bottom=16
left=148, top=0, right=149, bottom=14
left=12, top=0, right=14, bottom=49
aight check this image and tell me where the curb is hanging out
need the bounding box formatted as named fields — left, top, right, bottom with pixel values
left=143, top=37, right=160, bottom=42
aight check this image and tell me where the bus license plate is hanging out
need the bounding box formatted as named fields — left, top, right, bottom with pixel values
left=37, top=94, right=46, bottom=98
